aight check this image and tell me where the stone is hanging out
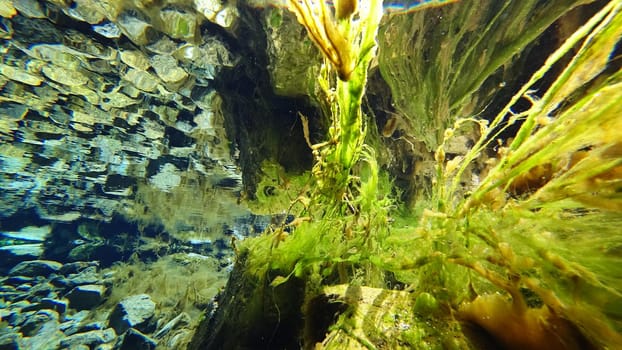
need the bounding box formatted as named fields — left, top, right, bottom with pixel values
left=41, top=64, right=89, bottom=87
left=13, top=0, right=46, bottom=19
left=20, top=309, right=59, bottom=336
left=63, top=265, right=100, bottom=287
left=213, top=6, right=238, bottom=29
left=194, top=0, right=238, bottom=29
left=4, top=276, right=33, bottom=286
left=150, top=54, right=188, bottom=84
left=0, top=226, right=51, bottom=242
left=108, top=294, right=156, bottom=335
left=0, top=286, right=18, bottom=302
left=8, top=260, right=62, bottom=277
left=8, top=300, right=31, bottom=310
left=27, top=281, right=56, bottom=299
left=92, top=21, right=122, bottom=39
left=39, top=298, right=68, bottom=315
left=58, top=261, right=99, bottom=276
left=0, top=64, right=43, bottom=86
left=159, top=7, right=197, bottom=40
left=61, top=30, right=116, bottom=60
left=0, top=0, right=250, bottom=249
left=116, top=11, right=157, bottom=46
left=59, top=328, right=116, bottom=348
left=69, top=345, right=89, bottom=350
left=194, top=0, right=223, bottom=23
left=148, top=163, right=182, bottom=192
left=99, top=90, right=139, bottom=110
left=21, top=310, right=64, bottom=350
left=65, top=310, right=90, bottom=323
left=119, top=328, right=156, bottom=350
left=165, top=329, right=192, bottom=349
left=79, top=321, right=106, bottom=332
left=63, top=0, right=106, bottom=24
left=0, top=244, right=44, bottom=265
left=0, top=332, right=21, bottom=350
left=15, top=284, right=31, bottom=292
left=0, top=102, right=28, bottom=121
left=94, top=343, right=115, bottom=350
left=119, top=50, right=150, bottom=71
left=4, top=307, right=25, bottom=327
left=263, top=7, right=320, bottom=97
left=28, top=44, right=81, bottom=67
left=65, top=284, right=107, bottom=310
left=60, top=310, right=90, bottom=335
left=123, top=69, right=160, bottom=93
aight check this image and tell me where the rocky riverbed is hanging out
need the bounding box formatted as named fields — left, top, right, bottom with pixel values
left=0, top=255, right=230, bottom=350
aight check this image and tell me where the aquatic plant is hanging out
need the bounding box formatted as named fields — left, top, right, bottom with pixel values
left=286, top=0, right=383, bottom=206
left=191, top=0, right=622, bottom=348
left=371, top=0, right=622, bottom=347
left=378, top=0, right=599, bottom=150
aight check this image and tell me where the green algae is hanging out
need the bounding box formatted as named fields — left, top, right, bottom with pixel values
left=377, top=0, right=597, bottom=150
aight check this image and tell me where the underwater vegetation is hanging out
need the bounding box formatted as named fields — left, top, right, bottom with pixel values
left=190, top=0, right=622, bottom=349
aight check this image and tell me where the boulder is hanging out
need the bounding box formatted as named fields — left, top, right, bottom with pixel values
left=65, top=284, right=107, bottom=310
left=108, top=294, right=156, bottom=334
left=8, top=260, right=62, bottom=277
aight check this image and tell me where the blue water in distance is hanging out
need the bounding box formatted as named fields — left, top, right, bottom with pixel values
left=383, top=0, right=458, bottom=14
left=265, top=0, right=458, bottom=15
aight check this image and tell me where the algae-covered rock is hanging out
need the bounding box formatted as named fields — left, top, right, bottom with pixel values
left=262, top=6, right=321, bottom=97
left=159, top=7, right=198, bottom=41
left=314, top=285, right=471, bottom=349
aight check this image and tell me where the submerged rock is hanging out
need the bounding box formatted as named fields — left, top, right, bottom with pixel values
left=194, top=0, right=239, bottom=29
left=150, top=54, right=189, bottom=84
left=118, top=328, right=157, bottom=350
left=262, top=7, right=320, bottom=97
left=0, top=332, right=21, bottom=350
left=116, top=10, right=158, bottom=46
left=9, top=260, right=62, bottom=277
left=59, top=328, right=116, bottom=349
left=0, top=244, right=44, bottom=265
left=12, top=0, right=46, bottom=19
left=65, top=284, right=107, bottom=310
left=159, top=7, right=198, bottom=41
left=1, top=226, right=51, bottom=242
left=38, top=298, right=68, bottom=315
left=108, top=294, right=156, bottom=335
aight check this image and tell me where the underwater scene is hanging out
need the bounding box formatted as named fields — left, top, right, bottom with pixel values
left=1, top=0, right=621, bottom=349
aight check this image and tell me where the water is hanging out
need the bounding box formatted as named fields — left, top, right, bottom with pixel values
left=1, top=0, right=621, bottom=349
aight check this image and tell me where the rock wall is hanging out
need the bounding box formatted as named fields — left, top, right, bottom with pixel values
left=0, top=0, right=279, bottom=245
